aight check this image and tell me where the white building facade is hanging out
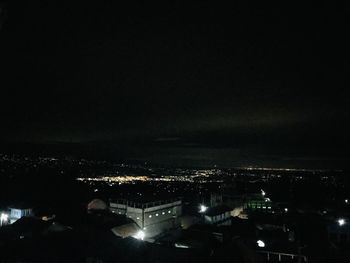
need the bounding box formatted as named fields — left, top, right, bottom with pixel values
left=110, top=198, right=182, bottom=237
left=8, top=207, right=33, bottom=224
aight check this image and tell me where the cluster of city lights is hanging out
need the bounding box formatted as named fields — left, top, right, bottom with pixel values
left=241, top=167, right=331, bottom=172
left=77, top=173, right=224, bottom=186
left=77, top=176, right=149, bottom=185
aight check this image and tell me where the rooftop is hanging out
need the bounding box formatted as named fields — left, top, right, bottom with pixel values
left=110, top=197, right=182, bottom=209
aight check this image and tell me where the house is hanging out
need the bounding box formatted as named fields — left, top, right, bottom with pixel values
left=203, top=206, right=232, bottom=226
left=8, top=206, right=33, bottom=224
left=110, top=198, right=182, bottom=238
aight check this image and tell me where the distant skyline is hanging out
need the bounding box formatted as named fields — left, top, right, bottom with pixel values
left=0, top=2, right=348, bottom=168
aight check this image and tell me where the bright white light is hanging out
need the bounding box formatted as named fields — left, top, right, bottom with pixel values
left=284, top=208, right=288, bottom=212
left=345, top=199, right=349, bottom=204
left=133, top=230, right=145, bottom=240
left=261, top=189, right=266, bottom=196
left=338, top=218, right=346, bottom=226
left=199, top=205, right=208, bottom=213
left=257, top=240, right=265, bottom=248
left=175, top=243, right=189, bottom=248
left=1, top=213, right=8, bottom=222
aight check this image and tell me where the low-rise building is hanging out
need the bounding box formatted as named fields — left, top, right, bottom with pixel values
left=8, top=206, right=33, bottom=224
left=109, top=198, right=182, bottom=237
left=243, top=194, right=273, bottom=213
left=203, top=205, right=232, bottom=226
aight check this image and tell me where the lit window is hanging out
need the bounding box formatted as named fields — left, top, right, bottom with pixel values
left=149, top=215, right=152, bottom=218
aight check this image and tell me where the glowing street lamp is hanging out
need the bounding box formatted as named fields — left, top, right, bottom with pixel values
left=257, top=240, right=265, bottom=248
left=338, top=218, right=346, bottom=226
left=199, top=205, right=208, bottom=213
left=261, top=189, right=266, bottom=196
left=133, top=230, right=145, bottom=240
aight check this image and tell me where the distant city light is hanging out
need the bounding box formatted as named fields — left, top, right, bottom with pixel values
left=261, top=189, right=266, bottom=196
left=284, top=208, right=288, bottom=212
left=345, top=199, right=349, bottom=204
left=133, top=230, right=145, bottom=240
left=76, top=170, right=225, bottom=186
left=338, top=218, right=346, bottom=226
left=257, top=240, right=265, bottom=248
left=199, top=205, right=208, bottom=213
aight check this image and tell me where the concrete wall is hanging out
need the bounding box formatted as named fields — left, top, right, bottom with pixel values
left=110, top=200, right=182, bottom=237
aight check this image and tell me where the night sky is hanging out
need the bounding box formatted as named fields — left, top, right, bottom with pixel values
left=0, top=2, right=349, bottom=167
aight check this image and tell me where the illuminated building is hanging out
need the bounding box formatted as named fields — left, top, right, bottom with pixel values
left=8, top=206, right=33, bottom=224
left=243, top=194, right=273, bottom=213
left=202, top=205, right=232, bottom=226
left=109, top=198, right=182, bottom=237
